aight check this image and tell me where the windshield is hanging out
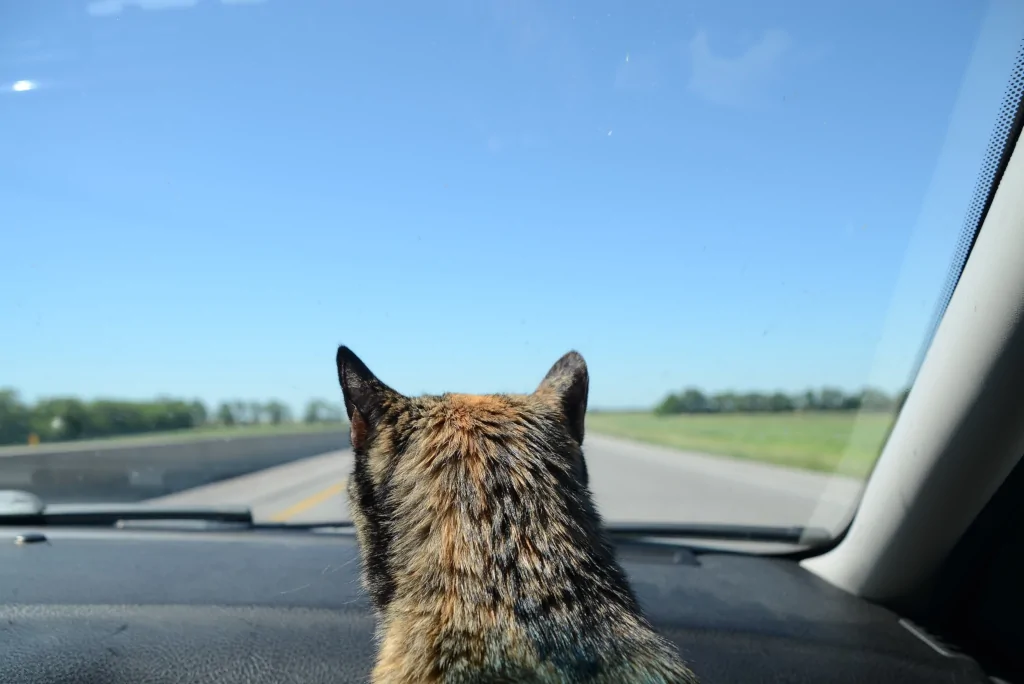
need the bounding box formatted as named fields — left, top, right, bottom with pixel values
left=3, top=0, right=1023, bottom=545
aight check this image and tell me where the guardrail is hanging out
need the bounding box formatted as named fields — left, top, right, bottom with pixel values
left=0, top=430, right=350, bottom=504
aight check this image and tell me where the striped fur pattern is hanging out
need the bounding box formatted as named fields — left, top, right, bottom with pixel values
left=336, top=346, right=698, bottom=684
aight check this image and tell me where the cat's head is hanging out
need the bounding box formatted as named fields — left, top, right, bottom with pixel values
left=334, top=346, right=592, bottom=612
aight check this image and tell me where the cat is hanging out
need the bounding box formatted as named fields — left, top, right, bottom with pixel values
left=336, top=346, right=699, bottom=684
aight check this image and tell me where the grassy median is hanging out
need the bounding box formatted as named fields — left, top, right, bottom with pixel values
left=586, top=411, right=897, bottom=479
left=0, top=422, right=347, bottom=453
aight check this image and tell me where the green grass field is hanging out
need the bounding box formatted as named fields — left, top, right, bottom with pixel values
left=586, top=411, right=897, bottom=478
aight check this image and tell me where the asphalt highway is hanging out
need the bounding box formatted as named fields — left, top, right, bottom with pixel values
left=147, top=434, right=862, bottom=534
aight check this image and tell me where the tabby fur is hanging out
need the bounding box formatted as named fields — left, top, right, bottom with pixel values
left=336, top=346, right=698, bottom=684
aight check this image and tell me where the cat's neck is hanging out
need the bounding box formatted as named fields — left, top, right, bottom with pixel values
left=387, top=506, right=640, bottom=621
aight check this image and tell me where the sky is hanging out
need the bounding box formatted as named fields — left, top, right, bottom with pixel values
left=1, top=0, right=1023, bottom=412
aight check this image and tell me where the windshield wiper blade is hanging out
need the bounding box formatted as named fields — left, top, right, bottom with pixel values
left=0, top=489, right=253, bottom=527
left=33, top=504, right=253, bottom=527
left=604, top=522, right=832, bottom=545
left=251, top=520, right=355, bottom=530
left=0, top=491, right=827, bottom=540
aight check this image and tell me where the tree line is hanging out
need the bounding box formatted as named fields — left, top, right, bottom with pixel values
left=0, top=388, right=345, bottom=447
left=654, top=386, right=909, bottom=415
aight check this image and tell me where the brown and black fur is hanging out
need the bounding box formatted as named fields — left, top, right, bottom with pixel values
left=336, top=346, right=699, bottom=684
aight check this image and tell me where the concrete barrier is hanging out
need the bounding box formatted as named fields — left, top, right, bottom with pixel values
left=0, top=430, right=350, bottom=504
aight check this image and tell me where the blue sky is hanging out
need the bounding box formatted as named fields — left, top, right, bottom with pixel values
left=2, top=0, right=1022, bottom=412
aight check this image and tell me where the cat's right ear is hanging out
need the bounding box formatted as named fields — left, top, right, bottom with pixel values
left=535, top=350, right=589, bottom=445
left=336, top=346, right=398, bottom=451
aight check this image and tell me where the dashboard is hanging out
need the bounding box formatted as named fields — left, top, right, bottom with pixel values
left=0, top=525, right=990, bottom=684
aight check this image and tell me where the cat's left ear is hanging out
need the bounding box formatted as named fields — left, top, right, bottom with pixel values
left=535, top=350, right=589, bottom=445
left=336, top=346, right=401, bottom=451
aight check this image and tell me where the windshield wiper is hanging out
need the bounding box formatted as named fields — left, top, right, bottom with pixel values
left=605, top=522, right=832, bottom=546
left=0, top=489, right=253, bottom=527
left=0, top=491, right=830, bottom=542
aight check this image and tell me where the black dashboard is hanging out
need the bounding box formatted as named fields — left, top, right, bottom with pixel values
left=0, top=526, right=990, bottom=684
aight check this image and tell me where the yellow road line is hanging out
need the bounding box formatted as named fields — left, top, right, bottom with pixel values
left=270, top=479, right=347, bottom=522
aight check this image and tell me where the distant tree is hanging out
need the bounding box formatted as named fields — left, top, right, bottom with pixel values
left=247, top=401, right=264, bottom=425
left=654, top=393, right=683, bottom=415
left=265, top=400, right=292, bottom=425
left=0, top=391, right=310, bottom=446
left=304, top=399, right=326, bottom=423
left=819, top=388, right=846, bottom=411
left=840, top=394, right=862, bottom=411
left=711, top=392, right=737, bottom=413
left=859, top=388, right=893, bottom=412
left=145, top=399, right=195, bottom=431
left=230, top=400, right=248, bottom=425
left=301, top=399, right=346, bottom=424
left=30, top=398, right=91, bottom=441
left=651, top=385, right=895, bottom=415
left=217, top=402, right=236, bottom=426
left=322, top=402, right=345, bottom=423
left=87, top=401, right=128, bottom=435
left=795, top=390, right=820, bottom=411
left=680, top=388, right=709, bottom=413
left=189, top=400, right=208, bottom=427
left=739, top=393, right=771, bottom=412
left=0, top=389, right=31, bottom=445
left=769, top=392, right=795, bottom=412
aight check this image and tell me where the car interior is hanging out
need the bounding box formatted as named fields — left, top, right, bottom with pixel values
left=3, top=13, right=1024, bottom=684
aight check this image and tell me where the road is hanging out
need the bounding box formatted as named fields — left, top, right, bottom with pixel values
left=147, top=434, right=864, bottom=533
